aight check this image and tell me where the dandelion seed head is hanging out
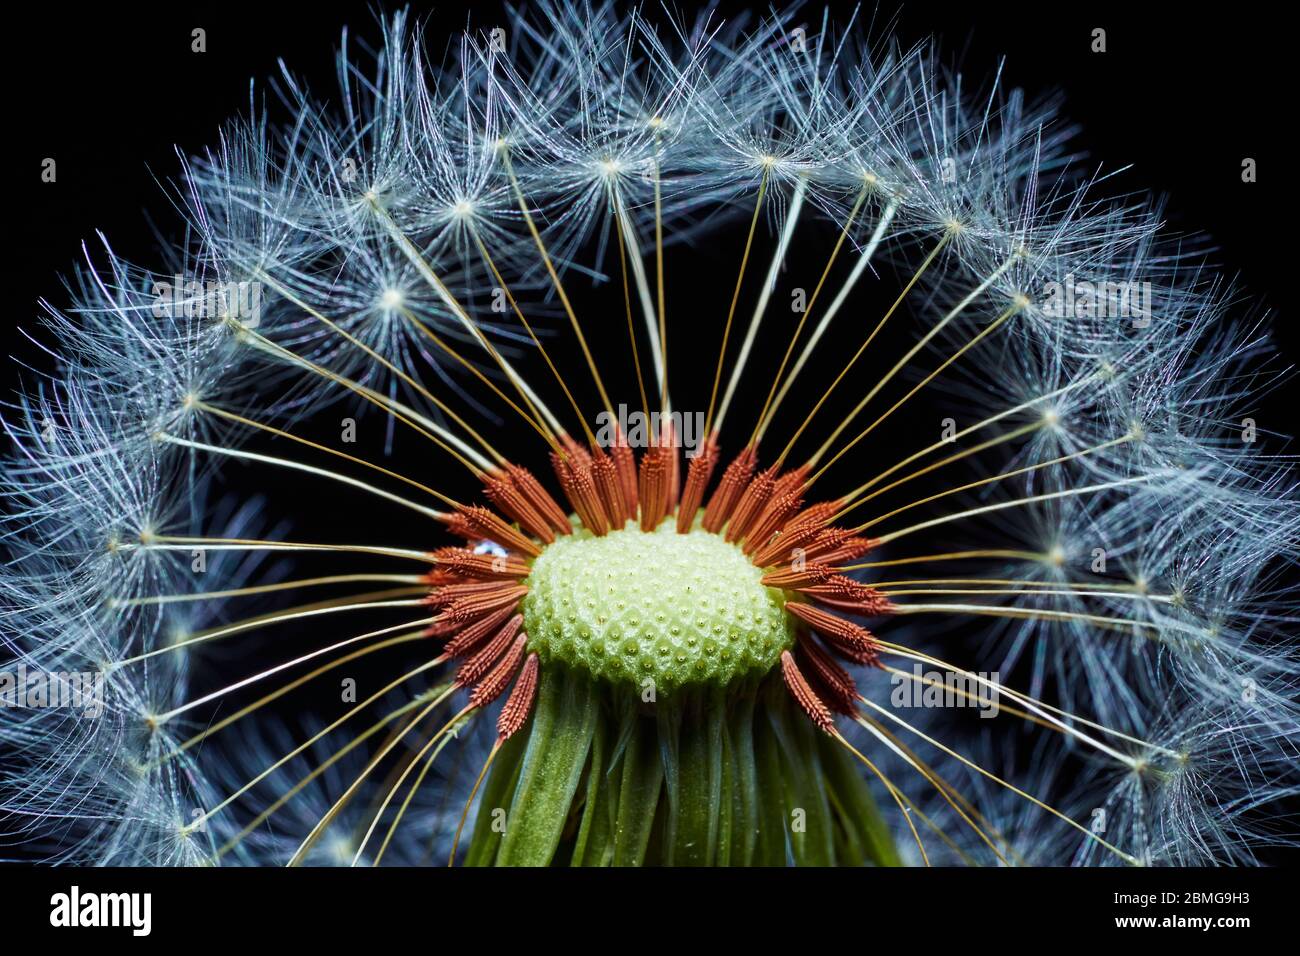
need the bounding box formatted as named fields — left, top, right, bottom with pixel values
left=3, top=2, right=1297, bottom=867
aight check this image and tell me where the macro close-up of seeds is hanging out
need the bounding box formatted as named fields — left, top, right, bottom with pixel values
left=3, top=1, right=1298, bottom=916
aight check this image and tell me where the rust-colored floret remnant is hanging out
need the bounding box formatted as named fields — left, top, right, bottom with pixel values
left=427, top=441, right=892, bottom=742
left=781, top=650, right=835, bottom=734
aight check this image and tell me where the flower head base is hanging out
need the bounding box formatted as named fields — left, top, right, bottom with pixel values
left=417, top=437, right=899, bottom=865
left=524, top=521, right=794, bottom=690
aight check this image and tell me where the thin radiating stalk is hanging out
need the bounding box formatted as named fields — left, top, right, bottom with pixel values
left=840, top=380, right=1092, bottom=504
left=752, top=186, right=867, bottom=444
left=876, top=642, right=1179, bottom=761
left=469, top=222, right=589, bottom=442
left=351, top=707, right=473, bottom=865
left=613, top=182, right=666, bottom=411
left=128, top=535, right=434, bottom=563
left=854, top=703, right=1138, bottom=864
left=853, top=711, right=1010, bottom=864
left=501, top=150, right=615, bottom=417
left=808, top=272, right=1021, bottom=472
left=198, top=667, right=452, bottom=830
left=715, top=174, right=809, bottom=433
left=376, top=726, right=485, bottom=866
left=366, top=201, right=563, bottom=434
left=839, top=549, right=1045, bottom=572
left=851, top=435, right=1133, bottom=531
left=764, top=197, right=898, bottom=423
left=116, top=573, right=426, bottom=606
left=705, top=166, right=771, bottom=437
left=156, top=433, right=451, bottom=519
left=255, top=266, right=553, bottom=451
left=890, top=602, right=1171, bottom=635
left=166, top=631, right=430, bottom=760
left=239, top=326, right=493, bottom=474
left=776, top=231, right=951, bottom=466
left=396, top=305, right=559, bottom=451
left=652, top=130, right=669, bottom=415
left=836, top=421, right=1045, bottom=518
left=287, top=699, right=474, bottom=866
left=613, top=188, right=652, bottom=420
left=213, top=686, right=451, bottom=858
left=831, top=731, right=930, bottom=865
left=113, top=594, right=430, bottom=668
left=870, top=477, right=1154, bottom=545
left=447, top=740, right=501, bottom=866
left=194, top=402, right=456, bottom=507
left=154, top=614, right=433, bottom=724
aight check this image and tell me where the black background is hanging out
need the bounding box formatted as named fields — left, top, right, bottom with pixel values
left=3, top=0, right=1296, bottom=894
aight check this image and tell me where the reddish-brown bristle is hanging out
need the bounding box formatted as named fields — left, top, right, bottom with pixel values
left=801, top=528, right=879, bottom=564
left=456, top=615, right=524, bottom=687
left=590, top=449, right=629, bottom=529
left=760, top=564, right=833, bottom=588
left=424, top=617, right=465, bottom=638
left=750, top=502, right=839, bottom=567
left=559, top=433, right=592, bottom=470
left=725, top=464, right=777, bottom=543
left=658, top=421, right=681, bottom=511
left=780, top=650, right=835, bottom=734
left=441, top=512, right=476, bottom=541
left=431, top=547, right=531, bottom=580
left=424, top=568, right=462, bottom=587
left=506, top=464, right=572, bottom=536
left=743, top=489, right=800, bottom=556
left=428, top=579, right=522, bottom=607
left=469, top=633, right=529, bottom=708
left=553, top=452, right=608, bottom=535
left=676, top=436, right=719, bottom=533
left=784, top=601, right=880, bottom=665
left=752, top=531, right=816, bottom=569
left=799, top=527, right=853, bottom=562
left=801, top=576, right=894, bottom=616
left=702, top=446, right=757, bottom=533
left=748, top=465, right=813, bottom=546
left=743, top=490, right=803, bottom=556
left=455, top=506, right=541, bottom=557
left=496, top=653, right=540, bottom=739
left=810, top=574, right=873, bottom=599
left=610, top=437, right=639, bottom=518
left=771, top=464, right=811, bottom=501
left=441, top=584, right=529, bottom=625
left=783, top=500, right=843, bottom=533
left=552, top=450, right=577, bottom=507
left=441, top=603, right=518, bottom=657
left=569, top=457, right=609, bottom=535
left=484, top=475, right=553, bottom=544
left=811, top=536, right=878, bottom=565
left=796, top=632, right=859, bottom=716
left=637, top=446, right=669, bottom=531
left=785, top=601, right=861, bottom=640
